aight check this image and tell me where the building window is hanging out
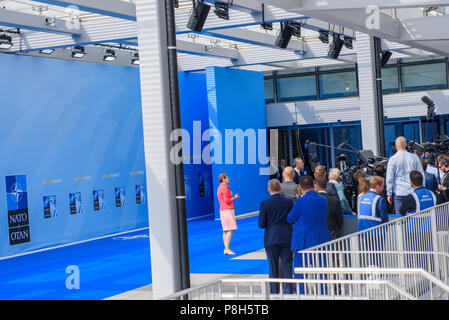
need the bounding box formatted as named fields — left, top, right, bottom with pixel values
left=318, top=71, right=358, bottom=99
left=276, top=75, right=318, bottom=102
left=401, top=62, right=448, bottom=91
left=381, top=66, right=399, bottom=94
left=264, top=78, right=275, bottom=104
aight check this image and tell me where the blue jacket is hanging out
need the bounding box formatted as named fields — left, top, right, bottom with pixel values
left=258, top=194, right=294, bottom=248
left=287, top=190, right=331, bottom=251
left=357, top=190, right=389, bottom=232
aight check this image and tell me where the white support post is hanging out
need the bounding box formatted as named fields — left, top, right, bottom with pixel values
left=355, top=32, right=382, bottom=156
left=135, top=0, right=182, bottom=299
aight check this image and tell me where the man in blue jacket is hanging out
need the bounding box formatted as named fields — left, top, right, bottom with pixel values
left=287, top=175, right=331, bottom=283
left=259, top=179, right=294, bottom=294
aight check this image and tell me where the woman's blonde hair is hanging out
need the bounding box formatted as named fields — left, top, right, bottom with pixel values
left=314, top=165, right=326, bottom=178
left=328, top=168, right=341, bottom=181
left=218, top=173, right=228, bottom=183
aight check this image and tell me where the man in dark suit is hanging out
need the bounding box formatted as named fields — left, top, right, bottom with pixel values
left=293, top=157, right=311, bottom=184
left=280, top=167, right=298, bottom=202
left=314, top=176, right=344, bottom=240
left=258, top=179, right=294, bottom=294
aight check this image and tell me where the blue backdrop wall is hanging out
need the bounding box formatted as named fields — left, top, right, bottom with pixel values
left=205, top=67, right=269, bottom=219
left=178, top=72, right=215, bottom=219
left=0, top=54, right=148, bottom=258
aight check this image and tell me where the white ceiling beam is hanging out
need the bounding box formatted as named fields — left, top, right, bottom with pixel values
left=263, top=0, right=449, bottom=11
left=113, top=38, right=240, bottom=60
left=4, top=18, right=136, bottom=53
left=0, top=8, right=82, bottom=35
left=13, top=46, right=138, bottom=66
left=30, top=0, right=136, bottom=21
left=203, top=28, right=305, bottom=52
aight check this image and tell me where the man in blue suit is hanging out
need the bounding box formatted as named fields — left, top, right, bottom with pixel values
left=287, top=175, right=331, bottom=283
left=259, top=179, right=294, bottom=294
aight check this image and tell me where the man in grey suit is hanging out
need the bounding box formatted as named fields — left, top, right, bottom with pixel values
left=280, top=167, right=298, bottom=202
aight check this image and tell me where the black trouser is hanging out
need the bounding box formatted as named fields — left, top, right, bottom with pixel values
left=265, top=244, right=293, bottom=294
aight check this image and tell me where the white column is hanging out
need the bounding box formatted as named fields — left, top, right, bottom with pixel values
left=135, top=0, right=181, bottom=299
left=355, top=32, right=381, bottom=156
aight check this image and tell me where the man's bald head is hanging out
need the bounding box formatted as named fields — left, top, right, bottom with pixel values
left=396, top=136, right=407, bottom=150
left=283, top=166, right=295, bottom=181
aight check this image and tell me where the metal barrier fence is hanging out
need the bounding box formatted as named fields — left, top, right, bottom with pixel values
left=298, top=202, right=449, bottom=282
left=162, top=268, right=449, bottom=300
left=162, top=202, right=449, bottom=300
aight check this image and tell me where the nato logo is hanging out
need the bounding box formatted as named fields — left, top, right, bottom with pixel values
left=5, top=175, right=31, bottom=245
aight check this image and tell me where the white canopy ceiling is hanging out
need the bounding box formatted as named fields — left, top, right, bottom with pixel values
left=0, top=0, right=446, bottom=71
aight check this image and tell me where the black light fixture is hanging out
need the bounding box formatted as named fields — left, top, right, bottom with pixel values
left=71, top=46, right=85, bottom=58
left=380, top=51, right=393, bottom=67
left=131, top=52, right=139, bottom=65
left=0, top=34, right=13, bottom=50
left=39, top=48, right=55, bottom=55
left=187, top=0, right=211, bottom=32
left=103, top=48, right=116, bottom=62
left=275, top=21, right=295, bottom=49
left=173, top=0, right=179, bottom=8
left=328, top=34, right=344, bottom=59
left=261, top=22, right=273, bottom=30
left=289, top=22, right=302, bottom=37
left=213, top=1, right=229, bottom=20
left=318, top=30, right=329, bottom=44
left=343, top=36, right=353, bottom=49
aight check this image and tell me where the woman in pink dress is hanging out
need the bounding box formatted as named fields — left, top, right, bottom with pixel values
left=217, top=173, right=239, bottom=255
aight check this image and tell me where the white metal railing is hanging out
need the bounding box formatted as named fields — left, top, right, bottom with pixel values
left=162, top=202, right=449, bottom=300
left=304, top=202, right=449, bottom=255
left=162, top=268, right=449, bottom=300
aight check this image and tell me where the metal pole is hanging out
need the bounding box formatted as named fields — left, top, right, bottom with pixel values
left=164, top=0, right=191, bottom=291
left=373, top=36, right=386, bottom=158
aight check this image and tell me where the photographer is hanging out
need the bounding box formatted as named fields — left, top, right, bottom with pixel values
left=437, top=158, right=449, bottom=203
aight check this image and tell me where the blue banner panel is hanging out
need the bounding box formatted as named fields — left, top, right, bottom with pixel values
left=178, top=72, right=215, bottom=219
left=5, top=175, right=31, bottom=245
left=0, top=54, right=148, bottom=258
left=205, top=67, right=269, bottom=219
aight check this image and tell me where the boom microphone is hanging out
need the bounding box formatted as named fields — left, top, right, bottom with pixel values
left=421, top=95, right=434, bottom=107
left=422, top=96, right=436, bottom=120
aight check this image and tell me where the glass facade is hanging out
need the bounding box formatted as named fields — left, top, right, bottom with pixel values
left=381, top=66, right=399, bottom=94
left=401, top=62, right=447, bottom=91
left=264, top=56, right=449, bottom=104
left=319, top=71, right=358, bottom=99
left=276, top=75, right=317, bottom=102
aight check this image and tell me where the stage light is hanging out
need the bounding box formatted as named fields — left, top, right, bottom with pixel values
left=39, top=48, right=55, bottom=55
left=0, top=34, right=13, bottom=50
left=213, top=2, right=229, bottom=20
left=131, top=52, right=139, bottom=65
left=187, top=0, right=211, bottom=32
left=289, top=22, right=302, bottom=37
left=380, top=51, right=392, bottom=67
left=173, top=0, right=179, bottom=8
left=328, top=34, right=344, bottom=59
left=71, top=46, right=85, bottom=58
left=343, top=36, right=353, bottom=49
left=319, top=30, right=329, bottom=44
left=103, top=49, right=116, bottom=62
left=261, top=22, right=273, bottom=31
left=275, top=21, right=295, bottom=49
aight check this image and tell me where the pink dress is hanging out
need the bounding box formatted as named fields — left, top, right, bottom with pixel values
left=217, top=183, right=237, bottom=231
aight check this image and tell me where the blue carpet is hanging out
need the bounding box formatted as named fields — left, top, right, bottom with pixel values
left=0, top=215, right=267, bottom=300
